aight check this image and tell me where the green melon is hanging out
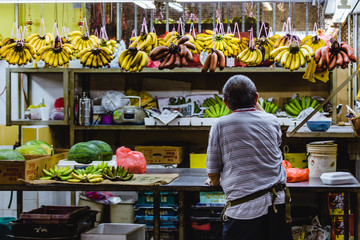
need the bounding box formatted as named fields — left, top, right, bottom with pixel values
left=0, top=149, right=26, bottom=160
left=24, top=140, right=52, bottom=155
left=87, top=140, right=113, bottom=161
left=67, top=142, right=102, bottom=164
left=15, top=145, right=48, bottom=155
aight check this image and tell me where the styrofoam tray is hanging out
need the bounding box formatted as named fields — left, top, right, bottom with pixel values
left=320, top=172, right=358, bottom=185
left=57, top=155, right=117, bottom=169
left=190, top=118, right=217, bottom=126
left=81, top=223, right=145, bottom=240
left=144, top=117, right=191, bottom=126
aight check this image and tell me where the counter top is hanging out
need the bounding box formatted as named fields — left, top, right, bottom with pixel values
left=286, top=125, right=356, bottom=138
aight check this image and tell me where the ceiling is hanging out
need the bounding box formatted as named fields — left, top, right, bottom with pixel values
left=325, top=0, right=360, bottom=14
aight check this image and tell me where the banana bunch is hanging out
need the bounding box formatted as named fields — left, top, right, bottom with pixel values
left=36, top=39, right=74, bottom=67
left=40, top=165, right=73, bottom=181
left=100, top=38, right=118, bottom=53
left=194, top=31, right=214, bottom=51
left=103, top=166, right=134, bottom=181
left=237, top=47, right=263, bottom=66
left=119, top=48, right=148, bottom=72
left=270, top=42, right=314, bottom=71
left=201, top=48, right=226, bottom=72
left=163, top=31, right=180, bottom=46
left=1, top=37, right=16, bottom=47
left=69, top=172, right=103, bottom=183
left=260, top=100, right=279, bottom=114
left=69, top=31, right=99, bottom=52
left=195, top=30, right=239, bottom=57
left=150, top=36, right=194, bottom=70
left=157, top=38, right=166, bottom=46
left=202, top=96, right=219, bottom=108
left=129, top=32, right=158, bottom=55
left=284, top=96, right=320, bottom=118
left=0, top=41, right=36, bottom=65
left=26, top=33, right=54, bottom=52
left=169, top=97, right=188, bottom=105
left=77, top=46, right=114, bottom=68
left=236, top=36, right=249, bottom=53
left=204, top=94, right=231, bottom=118
left=301, top=35, right=326, bottom=51
left=73, top=162, right=108, bottom=176
left=314, top=39, right=357, bottom=71
left=274, top=33, right=301, bottom=48
left=255, top=37, right=275, bottom=61
left=269, top=34, right=281, bottom=44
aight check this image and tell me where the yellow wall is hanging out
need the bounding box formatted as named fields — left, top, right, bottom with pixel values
left=0, top=3, right=83, bottom=40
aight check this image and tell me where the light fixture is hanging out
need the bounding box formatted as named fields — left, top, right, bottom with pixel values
left=262, top=2, right=272, bottom=11
left=169, top=2, right=183, bottom=12
left=134, top=1, right=156, bottom=9
left=332, top=0, right=351, bottom=23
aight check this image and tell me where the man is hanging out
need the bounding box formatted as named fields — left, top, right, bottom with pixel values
left=205, top=75, right=292, bottom=240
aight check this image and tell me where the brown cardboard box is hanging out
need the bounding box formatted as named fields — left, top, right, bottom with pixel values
left=0, top=151, right=68, bottom=185
left=135, top=146, right=184, bottom=164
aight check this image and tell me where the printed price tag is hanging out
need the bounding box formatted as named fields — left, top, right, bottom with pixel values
left=226, top=57, right=235, bottom=67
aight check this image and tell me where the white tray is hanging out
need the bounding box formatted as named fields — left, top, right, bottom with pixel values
left=57, top=155, right=117, bottom=169
left=190, top=118, right=217, bottom=126
left=320, top=172, right=358, bottom=185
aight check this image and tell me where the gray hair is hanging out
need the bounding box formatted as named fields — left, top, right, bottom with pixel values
left=222, top=75, right=257, bottom=110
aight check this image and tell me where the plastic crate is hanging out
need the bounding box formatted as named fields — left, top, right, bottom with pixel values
left=145, top=227, right=178, bottom=240
left=137, top=192, right=177, bottom=206
left=199, top=192, right=226, bottom=204
left=135, top=215, right=178, bottom=222
left=134, top=218, right=177, bottom=229
left=81, top=223, right=146, bottom=240
left=191, top=205, right=223, bottom=218
left=191, top=217, right=223, bottom=240
left=135, top=205, right=178, bottom=216
left=9, top=210, right=97, bottom=239
left=20, top=205, right=90, bottom=224
left=0, top=217, right=15, bottom=240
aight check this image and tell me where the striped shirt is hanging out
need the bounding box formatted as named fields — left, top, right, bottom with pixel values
left=206, top=107, right=287, bottom=220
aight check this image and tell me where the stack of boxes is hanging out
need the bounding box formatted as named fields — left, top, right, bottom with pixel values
left=135, top=191, right=179, bottom=240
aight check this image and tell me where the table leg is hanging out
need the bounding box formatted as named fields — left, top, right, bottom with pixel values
left=153, top=190, right=160, bottom=240
left=344, top=192, right=349, bottom=240
left=16, top=191, right=22, bottom=218
left=178, top=191, right=184, bottom=240
left=357, top=192, right=360, bottom=240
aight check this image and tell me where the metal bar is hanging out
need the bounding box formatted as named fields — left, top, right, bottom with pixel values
left=182, top=3, right=185, bottom=24
left=289, top=0, right=292, bottom=19
left=17, top=191, right=22, bottom=218
left=178, top=191, right=185, bottom=240
left=348, top=15, right=352, bottom=107
left=321, top=3, right=325, bottom=30
left=227, top=3, right=230, bottom=29
left=257, top=2, right=260, bottom=37
left=273, top=2, right=276, bottom=34
left=6, top=68, right=11, bottom=125
left=353, top=14, right=358, bottom=106
left=357, top=192, right=360, bottom=240
left=117, top=3, right=122, bottom=41
left=63, top=69, right=69, bottom=125
left=213, top=3, right=216, bottom=30
left=153, top=190, right=160, bottom=240
left=242, top=3, right=245, bottom=32
left=344, top=193, right=350, bottom=240
left=102, top=3, right=106, bottom=27
left=290, top=70, right=359, bottom=137
left=166, top=2, right=169, bottom=32
left=331, top=70, right=337, bottom=123
left=15, top=3, right=19, bottom=28
left=134, top=4, right=138, bottom=35
left=69, top=70, right=75, bottom=146
left=305, top=3, right=309, bottom=36
left=339, top=23, right=342, bottom=43
left=150, top=9, right=154, bottom=33
left=198, top=3, right=201, bottom=33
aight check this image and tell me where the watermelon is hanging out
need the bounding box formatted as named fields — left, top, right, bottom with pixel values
left=67, top=142, right=102, bottom=164
left=24, top=140, right=52, bottom=155
left=0, top=149, right=25, bottom=160
left=15, top=145, right=48, bottom=155
left=87, top=140, right=113, bottom=161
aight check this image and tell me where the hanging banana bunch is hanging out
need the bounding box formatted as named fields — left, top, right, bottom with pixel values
left=26, top=32, right=54, bottom=52
left=237, top=36, right=249, bottom=53
left=69, top=30, right=99, bottom=52
left=129, top=32, right=158, bottom=55
left=118, top=48, right=149, bottom=72
left=255, top=36, right=275, bottom=61
left=77, top=46, right=114, bottom=69
left=0, top=41, right=35, bottom=65
left=36, top=36, right=74, bottom=67
left=100, top=38, right=117, bottom=53
left=301, top=35, right=327, bottom=51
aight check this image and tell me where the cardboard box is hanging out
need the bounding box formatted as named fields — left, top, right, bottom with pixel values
left=0, top=151, right=68, bottom=185
left=190, top=154, right=207, bottom=169
left=1, top=125, right=18, bottom=146
left=135, top=146, right=184, bottom=164
left=21, top=125, right=53, bottom=145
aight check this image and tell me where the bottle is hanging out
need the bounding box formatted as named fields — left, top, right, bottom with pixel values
left=78, top=92, right=93, bottom=126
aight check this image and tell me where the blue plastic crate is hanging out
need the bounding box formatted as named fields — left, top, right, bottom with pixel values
left=134, top=205, right=178, bottom=216
left=137, top=192, right=177, bottom=206
left=135, top=215, right=178, bottom=222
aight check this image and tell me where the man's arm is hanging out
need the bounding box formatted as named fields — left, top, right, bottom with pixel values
left=205, top=173, right=220, bottom=186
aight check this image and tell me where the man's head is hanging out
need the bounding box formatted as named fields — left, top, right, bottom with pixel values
left=222, top=75, right=258, bottom=110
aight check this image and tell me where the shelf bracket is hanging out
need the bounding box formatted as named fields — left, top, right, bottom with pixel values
left=289, top=70, right=359, bottom=137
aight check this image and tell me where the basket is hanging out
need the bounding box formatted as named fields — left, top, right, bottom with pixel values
left=349, top=117, right=360, bottom=137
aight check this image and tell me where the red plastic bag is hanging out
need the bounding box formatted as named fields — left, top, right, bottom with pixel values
left=116, top=146, right=146, bottom=173
left=282, top=160, right=309, bottom=183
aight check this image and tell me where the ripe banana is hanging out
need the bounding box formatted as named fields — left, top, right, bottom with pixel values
left=77, top=46, right=114, bottom=69
left=129, top=32, right=158, bottom=56
left=201, top=49, right=226, bottom=72
left=119, top=48, right=148, bottom=72
left=0, top=41, right=35, bottom=65
left=237, top=48, right=262, bottom=66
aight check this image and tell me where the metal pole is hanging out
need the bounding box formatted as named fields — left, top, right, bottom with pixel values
left=166, top=2, right=169, bottom=32
left=102, top=3, right=106, bottom=27
left=227, top=3, right=230, bottom=29
left=353, top=14, right=358, bottom=106
left=150, top=9, right=154, bottom=33
left=273, top=2, right=276, bottom=34
left=288, top=1, right=292, bottom=19
left=213, top=3, right=216, bottom=30
left=257, top=2, right=260, bottom=37
left=338, top=23, right=341, bottom=43
left=348, top=15, right=352, bottom=107
left=182, top=3, right=185, bottom=24
left=15, top=3, right=19, bottom=28
left=305, top=2, right=309, bottom=36
left=134, top=4, right=138, bottom=35
left=242, top=3, right=245, bottom=32
left=198, top=3, right=201, bottom=33
left=321, top=4, right=325, bottom=30
left=116, top=3, right=122, bottom=41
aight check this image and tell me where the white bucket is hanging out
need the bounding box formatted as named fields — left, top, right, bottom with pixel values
left=307, top=144, right=337, bottom=177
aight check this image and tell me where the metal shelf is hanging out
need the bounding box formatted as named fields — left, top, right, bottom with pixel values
left=73, top=125, right=211, bottom=131
left=286, top=125, right=356, bottom=138
left=9, top=120, right=68, bottom=126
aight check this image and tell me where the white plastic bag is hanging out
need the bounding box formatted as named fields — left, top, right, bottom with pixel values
left=101, top=91, right=130, bottom=112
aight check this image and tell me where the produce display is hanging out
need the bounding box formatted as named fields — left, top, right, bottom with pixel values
left=0, top=41, right=36, bottom=65
left=301, top=35, right=326, bottom=51
left=274, top=33, right=301, bottom=48
left=24, top=140, right=52, bottom=155
left=40, top=165, right=73, bottom=181
left=168, top=97, right=201, bottom=113
left=102, top=166, right=134, bottom=181
left=69, top=30, right=99, bottom=52
left=26, top=32, right=54, bottom=52
left=119, top=48, right=148, bottom=72
left=67, top=142, right=102, bottom=164
left=237, top=46, right=263, bottom=66
left=314, top=38, right=357, bottom=71
left=201, top=48, right=226, bottom=72
left=36, top=37, right=74, bottom=67
left=270, top=42, right=314, bottom=71
left=129, top=32, right=158, bottom=55
left=69, top=164, right=105, bottom=183
left=15, top=145, right=48, bottom=155
left=203, top=95, right=231, bottom=118
left=0, top=149, right=25, bottom=160
left=87, top=140, right=113, bottom=161
left=255, top=36, right=275, bottom=61
left=260, top=100, right=279, bottom=114
left=284, top=96, right=320, bottom=118
left=77, top=45, right=114, bottom=69
left=100, top=38, right=118, bottom=53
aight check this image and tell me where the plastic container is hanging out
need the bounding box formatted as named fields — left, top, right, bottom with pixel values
left=78, top=195, right=106, bottom=224
left=110, top=199, right=136, bottom=223
left=320, top=172, right=358, bottom=185
left=0, top=217, right=16, bottom=240
left=134, top=205, right=178, bottom=216
left=10, top=210, right=97, bottom=239
left=20, top=205, right=90, bottom=224
left=191, top=217, right=223, bottom=240
left=306, top=121, right=331, bottom=132
left=81, top=223, right=146, bottom=240
left=307, top=143, right=337, bottom=177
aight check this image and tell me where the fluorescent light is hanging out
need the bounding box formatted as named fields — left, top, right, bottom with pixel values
left=135, top=1, right=155, bottom=9
left=169, top=2, right=183, bottom=12
left=332, top=0, right=351, bottom=23
left=263, top=2, right=272, bottom=11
